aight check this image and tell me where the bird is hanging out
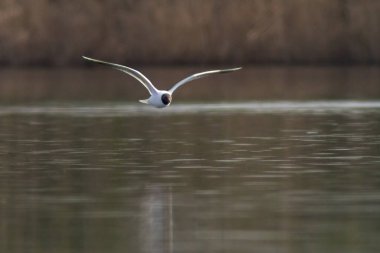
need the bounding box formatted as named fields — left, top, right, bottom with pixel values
left=82, top=56, right=241, bottom=108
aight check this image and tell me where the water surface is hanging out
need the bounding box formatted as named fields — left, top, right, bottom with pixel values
left=1, top=101, right=380, bottom=253
left=1, top=66, right=379, bottom=102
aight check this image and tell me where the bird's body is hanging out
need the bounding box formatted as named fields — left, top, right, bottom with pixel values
left=83, top=56, right=241, bottom=108
left=140, top=91, right=172, bottom=108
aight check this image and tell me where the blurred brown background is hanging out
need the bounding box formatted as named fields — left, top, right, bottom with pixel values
left=1, top=0, right=379, bottom=66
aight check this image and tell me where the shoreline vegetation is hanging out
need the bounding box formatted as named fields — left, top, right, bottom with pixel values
left=0, top=0, right=379, bottom=66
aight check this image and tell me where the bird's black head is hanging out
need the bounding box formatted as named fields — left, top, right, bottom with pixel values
left=161, top=93, right=172, bottom=105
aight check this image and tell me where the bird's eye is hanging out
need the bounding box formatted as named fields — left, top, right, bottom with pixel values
left=161, top=94, right=171, bottom=105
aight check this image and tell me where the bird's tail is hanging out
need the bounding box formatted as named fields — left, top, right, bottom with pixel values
left=139, top=99, right=149, bottom=104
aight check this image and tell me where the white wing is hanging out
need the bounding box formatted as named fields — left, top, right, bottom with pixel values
left=82, top=56, right=158, bottom=95
left=168, top=67, right=242, bottom=94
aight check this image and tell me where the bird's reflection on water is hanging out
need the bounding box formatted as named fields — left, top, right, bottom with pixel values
left=140, top=186, right=174, bottom=253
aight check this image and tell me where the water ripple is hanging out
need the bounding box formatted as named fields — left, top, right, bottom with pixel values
left=0, top=100, right=380, bottom=116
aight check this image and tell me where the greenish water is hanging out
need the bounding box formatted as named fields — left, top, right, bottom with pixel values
left=1, top=67, right=379, bottom=103
left=1, top=102, right=380, bottom=253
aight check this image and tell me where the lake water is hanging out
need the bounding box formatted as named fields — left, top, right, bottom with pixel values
left=0, top=67, right=380, bottom=253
